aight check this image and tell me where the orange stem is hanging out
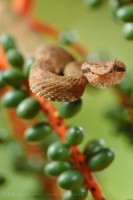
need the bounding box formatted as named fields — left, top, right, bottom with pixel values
left=0, top=45, right=105, bottom=199
left=0, top=48, right=60, bottom=200
left=0, top=38, right=105, bottom=200
left=11, top=0, right=35, bottom=15
left=0, top=47, right=9, bottom=70
left=28, top=91, right=105, bottom=200
left=71, top=42, right=88, bottom=57
left=1, top=1, right=105, bottom=198
left=5, top=109, right=39, bottom=155
left=25, top=79, right=105, bottom=200
left=5, top=109, right=60, bottom=199
left=27, top=17, right=60, bottom=38
left=11, top=0, right=88, bottom=57
left=27, top=16, right=88, bottom=57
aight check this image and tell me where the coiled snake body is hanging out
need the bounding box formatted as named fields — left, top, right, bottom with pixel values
left=29, top=45, right=126, bottom=102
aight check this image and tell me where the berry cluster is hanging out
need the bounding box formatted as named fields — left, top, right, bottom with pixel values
left=106, top=70, right=133, bottom=143
left=0, top=34, right=115, bottom=200
left=84, top=0, right=133, bottom=40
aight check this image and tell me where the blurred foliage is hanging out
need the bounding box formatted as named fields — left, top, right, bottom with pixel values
left=0, top=0, right=133, bottom=200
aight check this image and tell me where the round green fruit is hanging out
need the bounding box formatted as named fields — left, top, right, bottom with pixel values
left=109, top=0, right=120, bottom=18
left=16, top=97, right=40, bottom=119
left=58, top=99, right=82, bottom=118
left=24, top=122, right=51, bottom=142
left=47, top=142, right=70, bottom=161
left=0, top=33, right=16, bottom=52
left=84, top=139, right=105, bottom=159
left=84, top=0, right=102, bottom=8
left=66, top=126, right=84, bottom=146
left=44, top=161, right=71, bottom=176
left=3, top=69, right=25, bottom=86
left=6, top=49, right=24, bottom=68
left=1, top=89, right=28, bottom=108
left=105, top=106, right=124, bottom=121
left=23, top=57, right=35, bottom=78
left=117, top=5, right=133, bottom=22
left=62, top=187, right=88, bottom=200
left=0, top=71, right=7, bottom=89
left=88, top=148, right=115, bottom=172
left=57, top=170, right=84, bottom=190
left=0, top=175, right=6, bottom=186
left=59, top=30, right=78, bottom=45
left=118, top=73, right=133, bottom=94
left=123, top=23, right=133, bottom=40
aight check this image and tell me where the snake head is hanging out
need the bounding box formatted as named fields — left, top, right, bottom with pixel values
left=81, top=59, right=126, bottom=88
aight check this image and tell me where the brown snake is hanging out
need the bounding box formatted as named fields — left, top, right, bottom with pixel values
left=29, top=45, right=126, bottom=102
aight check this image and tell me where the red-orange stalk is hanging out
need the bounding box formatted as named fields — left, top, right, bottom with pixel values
left=0, top=46, right=60, bottom=200
left=11, top=0, right=35, bottom=16
left=11, top=0, right=88, bottom=57
left=0, top=44, right=105, bottom=200
left=1, top=0, right=105, bottom=198
left=29, top=91, right=106, bottom=200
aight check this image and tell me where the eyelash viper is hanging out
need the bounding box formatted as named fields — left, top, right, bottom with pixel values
left=29, top=45, right=126, bottom=102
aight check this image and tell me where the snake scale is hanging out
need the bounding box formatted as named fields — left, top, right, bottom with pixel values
left=29, top=45, right=126, bottom=102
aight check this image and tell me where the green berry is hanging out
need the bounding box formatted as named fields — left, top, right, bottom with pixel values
left=84, top=139, right=105, bottom=159
left=44, top=161, right=71, bottom=177
left=105, top=106, right=124, bottom=121
left=1, top=89, right=28, bottom=108
left=58, top=99, right=82, bottom=118
left=24, top=122, right=51, bottom=142
left=118, top=73, right=133, bottom=93
left=57, top=170, right=84, bottom=190
left=0, top=71, right=6, bottom=89
left=27, top=160, right=44, bottom=172
left=117, top=5, right=133, bottom=22
left=0, top=33, right=16, bottom=52
left=88, top=148, right=115, bottom=172
left=7, top=141, right=26, bottom=160
left=0, top=129, right=9, bottom=144
left=109, top=0, right=120, bottom=18
left=16, top=97, right=40, bottom=119
left=6, top=49, right=24, bottom=68
left=62, top=187, right=88, bottom=200
left=47, top=142, right=70, bottom=161
left=7, top=142, right=28, bottom=172
left=13, top=157, right=29, bottom=172
left=59, top=30, right=78, bottom=45
left=123, top=23, right=133, bottom=40
left=84, top=0, right=102, bottom=8
left=3, top=69, right=25, bottom=86
left=66, top=126, right=84, bottom=146
left=0, top=175, right=6, bottom=186
left=23, top=57, right=35, bottom=78
left=41, top=132, right=59, bottom=152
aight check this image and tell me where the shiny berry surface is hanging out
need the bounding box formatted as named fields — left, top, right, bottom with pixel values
left=24, top=122, right=51, bottom=142
left=57, top=170, right=84, bottom=190
left=66, top=126, right=84, bottom=146
left=44, top=161, right=71, bottom=176
left=47, top=142, right=70, bottom=161
left=17, top=97, right=40, bottom=119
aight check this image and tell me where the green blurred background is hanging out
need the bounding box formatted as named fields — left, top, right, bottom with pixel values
left=0, top=0, right=133, bottom=200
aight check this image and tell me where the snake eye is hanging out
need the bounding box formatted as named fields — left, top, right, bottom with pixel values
left=113, top=64, right=125, bottom=72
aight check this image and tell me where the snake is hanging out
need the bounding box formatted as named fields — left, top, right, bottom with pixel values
left=29, top=45, right=126, bottom=102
